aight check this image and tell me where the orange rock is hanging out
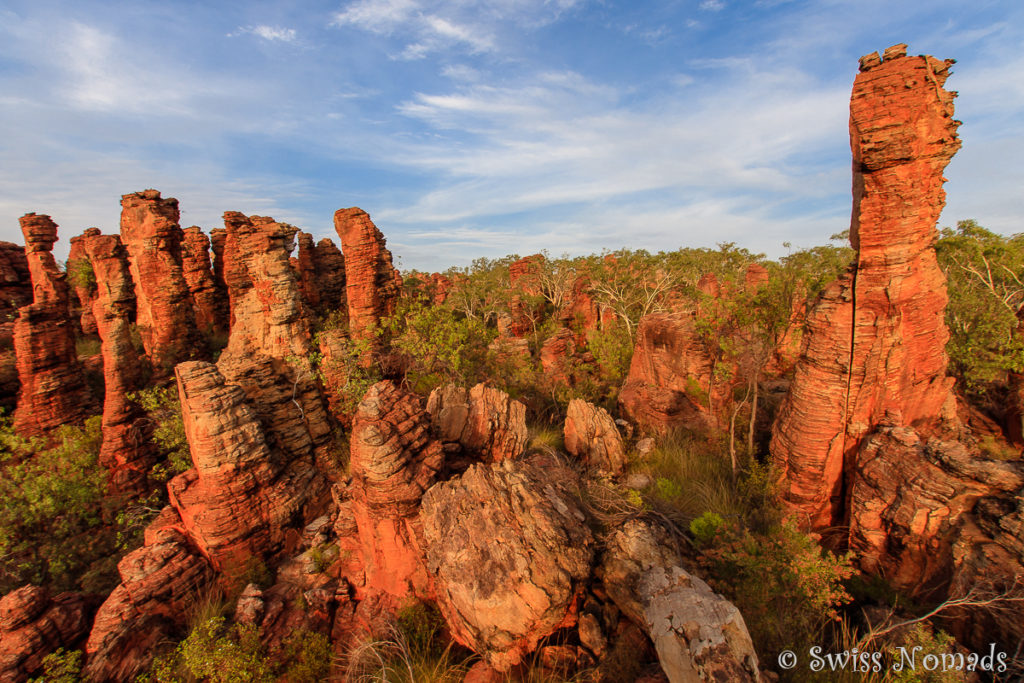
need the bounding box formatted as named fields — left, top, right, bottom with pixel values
left=181, top=226, right=228, bottom=337
left=771, top=46, right=961, bottom=530
left=67, top=230, right=98, bottom=336
left=82, top=231, right=156, bottom=493
left=294, top=232, right=347, bottom=316
left=349, top=381, right=443, bottom=599
left=426, top=383, right=528, bottom=463
left=12, top=214, right=92, bottom=436
left=0, top=586, right=94, bottom=682
left=120, top=190, right=205, bottom=376
left=333, top=208, right=400, bottom=342
left=564, top=398, right=626, bottom=475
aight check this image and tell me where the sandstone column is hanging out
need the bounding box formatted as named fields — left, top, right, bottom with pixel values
left=333, top=208, right=401, bottom=342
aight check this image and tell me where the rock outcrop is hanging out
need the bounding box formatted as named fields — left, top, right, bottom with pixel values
left=602, top=520, right=760, bottom=682
left=426, top=383, right=528, bottom=463
left=120, top=190, right=204, bottom=375
left=333, top=208, right=400, bottom=342
left=82, top=231, right=155, bottom=493
left=348, top=381, right=443, bottom=598
left=168, top=361, right=326, bottom=572
left=181, top=226, right=228, bottom=337
left=564, top=399, right=627, bottom=475
left=66, top=231, right=98, bottom=336
left=12, top=214, right=92, bottom=436
left=84, top=514, right=213, bottom=682
left=619, top=312, right=719, bottom=435
left=770, top=45, right=962, bottom=530
left=420, top=454, right=594, bottom=671
left=0, top=586, right=94, bottom=683
left=0, top=242, right=30, bottom=319
left=294, top=232, right=346, bottom=315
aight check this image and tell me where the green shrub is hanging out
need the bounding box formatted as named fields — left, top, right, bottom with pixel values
left=689, top=511, right=724, bottom=546
left=29, top=648, right=83, bottom=683
left=66, top=258, right=96, bottom=293
left=128, top=386, right=191, bottom=481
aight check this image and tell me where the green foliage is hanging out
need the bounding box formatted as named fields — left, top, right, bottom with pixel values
left=384, top=300, right=495, bottom=394
left=144, top=616, right=331, bottom=683
left=702, top=520, right=855, bottom=660
left=66, top=257, right=96, bottom=293
left=0, top=416, right=115, bottom=593
left=584, top=323, right=633, bottom=386
left=128, top=386, right=191, bottom=481
left=311, top=332, right=381, bottom=421
left=396, top=600, right=447, bottom=660
left=689, top=511, right=724, bottom=546
left=936, top=220, right=1024, bottom=395
left=887, top=623, right=963, bottom=683
left=29, top=648, right=84, bottom=683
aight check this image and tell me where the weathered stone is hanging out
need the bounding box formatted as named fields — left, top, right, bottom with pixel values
left=426, top=383, right=527, bottom=463
left=67, top=230, right=98, bottom=336
left=619, top=312, right=719, bottom=436
left=120, top=190, right=205, bottom=375
left=420, top=454, right=594, bottom=671
left=12, top=214, right=91, bottom=436
left=84, top=520, right=213, bottom=682
left=82, top=231, right=155, bottom=493
left=602, top=520, right=760, bottom=682
left=0, top=586, right=94, bottom=683
left=564, top=399, right=627, bottom=475
left=333, top=208, right=400, bottom=342
left=294, top=232, right=347, bottom=316
left=181, top=226, right=229, bottom=337
left=771, top=47, right=961, bottom=529
left=349, top=381, right=443, bottom=599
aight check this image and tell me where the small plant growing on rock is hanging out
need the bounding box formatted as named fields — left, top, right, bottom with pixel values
left=689, top=511, right=724, bottom=546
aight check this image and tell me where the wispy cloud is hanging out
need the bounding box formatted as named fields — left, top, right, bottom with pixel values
left=700, top=0, right=725, bottom=11
left=232, top=25, right=299, bottom=43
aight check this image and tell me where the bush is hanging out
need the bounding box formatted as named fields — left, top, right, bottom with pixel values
left=129, top=386, right=191, bottom=481
left=0, top=416, right=114, bottom=593
left=689, top=511, right=724, bottom=546
left=66, top=258, right=96, bottom=293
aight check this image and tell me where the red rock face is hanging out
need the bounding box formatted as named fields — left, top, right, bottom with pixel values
left=294, top=232, right=321, bottom=311
left=67, top=231, right=98, bottom=336
left=120, top=190, right=205, bottom=375
left=348, top=381, right=443, bottom=599
left=540, top=327, right=576, bottom=383
left=564, top=399, right=626, bottom=475
left=0, top=242, right=30, bottom=319
left=181, top=226, right=229, bottom=337
left=618, top=312, right=719, bottom=435
left=744, top=263, right=769, bottom=292
left=209, top=227, right=228, bottom=301
left=12, top=214, right=92, bottom=436
left=509, top=254, right=545, bottom=297
left=84, top=515, right=213, bottom=682
left=0, top=586, right=95, bottom=682
left=333, top=208, right=401, bottom=341
left=426, top=383, right=528, bottom=463
left=169, top=361, right=327, bottom=572
left=770, top=45, right=961, bottom=530
left=218, top=212, right=335, bottom=475
left=429, top=272, right=452, bottom=305
left=294, top=232, right=347, bottom=316
left=82, top=232, right=156, bottom=493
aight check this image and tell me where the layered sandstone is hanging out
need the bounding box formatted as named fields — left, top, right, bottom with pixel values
left=120, top=190, right=204, bottom=375
left=770, top=45, right=962, bottom=529
left=0, top=586, right=94, bottom=683
left=181, top=226, right=228, bottom=337
left=168, top=361, right=326, bottom=571
left=619, top=312, right=720, bottom=435
left=333, top=208, right=401, bottom=341
left=294, top=233, right=347, bottom=315
left=420, top=454, right=594, bottom=671
left=12, top=214, right=91, bottom=436
left=348, top=381, right=443, bottom=598
left=82, top=232, right=155, bottom=493
left=66, top=231, right=98, bottom=336
left=85, top=516, right=213, bottom=681
left=0, top=242, right=30, bottom=318
left=426, top=383, right=528, bottom=463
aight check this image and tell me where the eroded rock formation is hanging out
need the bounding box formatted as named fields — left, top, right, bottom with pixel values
left=333, top=208, right=400, bottom=341
left=120, top=190, right=204, bottom=375
left=181, top=226, right=228, bottom=337
left=770, top=45, right=962, bottom=530
left=66, top=231, right=98, bottom=336
left=294, top=232, right=346, bottom=315
left=602, top=520, right=760, bottom=682
left=12, top=214, right=92, bottom=436
left=348, top=381, right=443, bottom=598
left=426, top=383, right=528, bottom=463
left=564, top=399, right=627, bottom=475
left=82, top=231, right=155, bottom=493
left=420, top=454, right=594, bottom=671
left=619, top=312, right=719, bottom=435
left=0, top=586, right=94, bottom=683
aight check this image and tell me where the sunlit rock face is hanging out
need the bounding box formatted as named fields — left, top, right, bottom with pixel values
left=333, top=207, right=401, bottom=343
left=771, top=44, right=962, bottom=530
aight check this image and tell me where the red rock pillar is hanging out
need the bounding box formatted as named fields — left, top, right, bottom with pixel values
left=67, top=230, right=99, bottom=336
left=181, top=226, right=228, bottom=338
left=119, top=189, right=204, bottom=376
left=333, top=208, right=401, bottom=342
left=12, top=214, right=91, bottom=436
left=770, top=44, right=961, bottom=530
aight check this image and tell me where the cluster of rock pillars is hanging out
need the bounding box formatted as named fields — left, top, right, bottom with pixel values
left=1, top=44, right=1023, bottom=682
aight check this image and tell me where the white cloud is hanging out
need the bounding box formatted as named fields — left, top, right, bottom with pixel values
left=331, top=0, right=420, bottom=34
left=240, top=25, right=299, bottom=43
left=700, top=0, right=725, bottom=11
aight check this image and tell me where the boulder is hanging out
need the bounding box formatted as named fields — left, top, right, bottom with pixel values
left=0, top=586, right=94, bottom=683
left=564, top=398, right=626, bottom=475
left=426, top=383, right=528, bottom=463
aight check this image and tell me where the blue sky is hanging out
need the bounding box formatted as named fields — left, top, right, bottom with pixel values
left=0, top=0, right=1021, bottom=272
